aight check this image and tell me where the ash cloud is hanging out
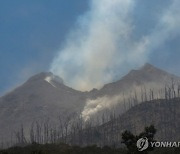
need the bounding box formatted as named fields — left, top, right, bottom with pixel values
left=82, top=95, right=127, bottom=121
left=50, top=0, right=180, bottom=91
left=50, top=0, right=144, bottom=91
left=81, top=81, right=180, bottom=121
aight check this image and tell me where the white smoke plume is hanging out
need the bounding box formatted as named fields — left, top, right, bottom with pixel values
left=81, top=80, right=180, bottom=121
left=50, top=0, right=149, bottom=91
left=82, top=95, right=127, bottom=121
left=50, top=0, right=180, bottom=91
left=50, top=0, right=180, bottom=119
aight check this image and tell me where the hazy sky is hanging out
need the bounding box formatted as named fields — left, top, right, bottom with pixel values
left=1, top=0, right=180, bottom=95
left=0, top=0, right=88, bottom=95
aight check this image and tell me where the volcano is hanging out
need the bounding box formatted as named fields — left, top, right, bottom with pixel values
left=0, top=63, right=180, bottom=143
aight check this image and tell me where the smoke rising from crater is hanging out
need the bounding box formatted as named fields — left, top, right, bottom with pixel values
left=50, top=0, right=180, bottom=91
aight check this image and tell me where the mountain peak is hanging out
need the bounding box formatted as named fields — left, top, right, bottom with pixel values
left=140, top=63, right=157, bottom=71
left=27, top=72, right=52, bottom=81
left=137, top=63, right=167, bottom=76
left=27, top=72, right=64, bottom=85
left=124, top=63, right=160, bottom=79
left=122, top=63, right=179, bottom=85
